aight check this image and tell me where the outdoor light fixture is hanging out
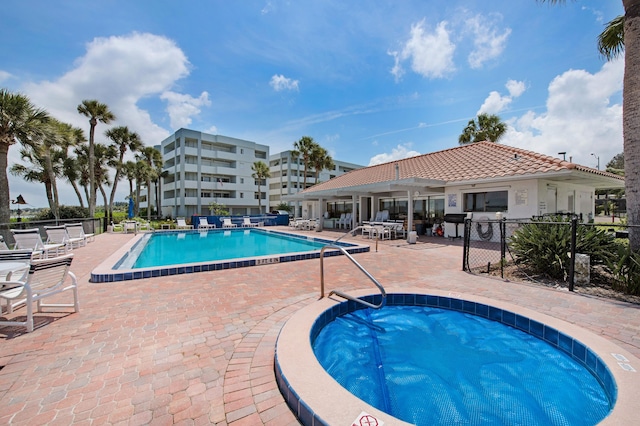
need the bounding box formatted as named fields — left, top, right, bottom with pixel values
left=591, top=153, right=600, bottom=170
left=558, top=151, right=567, bottom=161
left=11, top=194, right=27, bottom=222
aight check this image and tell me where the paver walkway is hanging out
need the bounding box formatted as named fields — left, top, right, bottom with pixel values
left=1, top=229, right=639, bottom=425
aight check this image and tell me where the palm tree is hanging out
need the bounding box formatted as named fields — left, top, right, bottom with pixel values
left=309, top=145, right=335, bottom=184
left=94, top=143, right=115, bottom=222
left=251, top=161, right=271, bottom=213
left=458, top=113, right=507, bottom=144
left=77, top=99, right=115, bottom=218
left=105, top=126, right=142, bottom=226
left=291, top=136, right=318, bottom=189
left=540, top=0, right=640, bottom=251
left=123, top=160, right=138, bottom=210
left=136, top=146, right=162, bottom=221
left=0, top=89, right=49, bottom=225
left=59, top=125, right=87, bottom=208
left=10, top=145, right=59, bottom=213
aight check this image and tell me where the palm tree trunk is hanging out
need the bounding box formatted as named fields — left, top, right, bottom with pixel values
left=70, top=181, right=85, bottom=209
left=258, top=183, right=262, bottom=213
left=623, top=0, right=640, bottom=250
left=0, top=142, right=11, bottom=225
left=43, top=152, right=59, bottom=220
left=146, top=179, right=152, bottom=221
left=99, top=183, right=108, bottom=218
left=108, top=166, right=123, bottom=230
left=88, top=119, right=97, bottom=217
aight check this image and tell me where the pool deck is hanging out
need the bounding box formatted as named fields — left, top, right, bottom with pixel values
left=1, top=228, right=639, bottom=425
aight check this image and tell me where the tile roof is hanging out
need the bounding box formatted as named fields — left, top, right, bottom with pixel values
left=303, top=141, right=624, bottom=193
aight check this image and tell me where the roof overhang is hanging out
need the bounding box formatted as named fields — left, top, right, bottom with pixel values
left=284, top=178, right=446, bottom=201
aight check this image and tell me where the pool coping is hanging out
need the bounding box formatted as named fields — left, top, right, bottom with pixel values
left=90, top=228, right=369, bottom=282
left=275, top=288, right=640, bottom=426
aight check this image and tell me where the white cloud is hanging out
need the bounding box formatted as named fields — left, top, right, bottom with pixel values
left=465, top=13, right=511, bottom=69
left=478, top=79, right=526, bottom=115
left=0, top=70, right=12, bottom=84
left=11, top=32, right=198, bottom=207
left=270, top=74, right=299, bottom=91
left=368, top=144, right=421, bottom=166
left=390, top=20, right=456, bottom=81
left=23, top=32, right=191, bottom=144
left=502, top=59, right=623, bottom=168
left=160, top=91, right=211, bottom=130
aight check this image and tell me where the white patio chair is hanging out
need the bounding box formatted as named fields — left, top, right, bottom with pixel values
left=11, top=228, right=65, bottom=258
left=197, top=217, right=216, bottom=230
left=242, top=217, right=257, bottom=228
left=0, top=249, right=34, bottom=282
left=45, top=225, right=82, bottom=251
left=65, top=223, right=94, bottom=246
left=222, top=218, right=237, bottom=228
left=336, top=213, right=346, bottom=229
left=123, top=221, right=138, bottom=233
left=0, top=254, right=78, bottom=333
left=176, top=218, right=194, bottom=229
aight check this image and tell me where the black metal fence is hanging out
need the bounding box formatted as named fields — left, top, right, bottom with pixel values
left=463, top=216, right=638, bottom=294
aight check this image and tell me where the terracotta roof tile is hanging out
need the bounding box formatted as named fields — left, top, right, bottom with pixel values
left=303, top=141, right=623, bottom=193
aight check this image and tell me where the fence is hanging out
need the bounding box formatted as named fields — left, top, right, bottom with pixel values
left=463, top=216, right=638, bottom=294
left=0, top=217, right=102, bottom=248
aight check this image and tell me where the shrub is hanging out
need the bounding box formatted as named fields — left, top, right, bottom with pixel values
left=509, top=215, right=618, bottom=280
left=34, top=205, right=89, bottom=220
left=608, top=247, right=640, bottom=296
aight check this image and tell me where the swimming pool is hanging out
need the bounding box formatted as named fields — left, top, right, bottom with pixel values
left=275, top=289, right=639, bottom=426
left=91, top=228, right=368, bottom=282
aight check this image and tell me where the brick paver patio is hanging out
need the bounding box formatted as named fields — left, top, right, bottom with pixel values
left=1, top=229, right=639, bottom=425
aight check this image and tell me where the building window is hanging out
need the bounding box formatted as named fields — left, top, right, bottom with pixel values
left=463, top=190, right=508, bottom=212
left=240, top=178, right=244, bottom=184
left=240, top=193, right=244, bottom=198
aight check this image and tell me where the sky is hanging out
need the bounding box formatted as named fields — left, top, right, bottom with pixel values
left=1, top=0, right=625, bottom=209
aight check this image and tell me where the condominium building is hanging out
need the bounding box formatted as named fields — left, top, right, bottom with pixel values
left=158, top=129, right=270, bottom=218
left=268, top=150, right=363, bottom=217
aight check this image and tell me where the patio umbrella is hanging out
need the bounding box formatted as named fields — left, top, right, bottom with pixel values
left=128, top=197, right=134, bottom=219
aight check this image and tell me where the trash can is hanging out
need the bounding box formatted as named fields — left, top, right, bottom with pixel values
left=408, top=231, right=417, bottom=244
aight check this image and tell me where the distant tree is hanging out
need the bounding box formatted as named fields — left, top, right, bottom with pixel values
left=310, top=145, right=335, bottom=184
left=123, top=161, right=138, bottom=211
left=105, top=126, right=142, bottom=225
left=0, top=89, right=49, bottom=225
left=77, top=99, right=115, bottom=217
left=292, top=136, right=318, bottom=189
left=136, top=146, right=162, bottom=221
left=459, top=113, right=507, bottom=144
left=251, top=161, right=271, bottom=213
left=208, top=201, right=229, bottom=216
left=606, top=153, right=625, bottom=174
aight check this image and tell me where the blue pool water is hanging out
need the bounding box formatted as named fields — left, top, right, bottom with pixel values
left=130, top=228, right=326, bottom=268
left=313, top=305, right=612, bottom=426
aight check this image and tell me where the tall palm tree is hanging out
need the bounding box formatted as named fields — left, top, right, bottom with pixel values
left=10, top=145, right=60, bottom=214
left=74, top=144, right=91, bottom=207
left=105, top=126, right=142, bottom=225
left=292, top=136, right=318, bottom=190
left=123, top=160, right=138, bottom=210
left=251, top=161, right=271, bottom=213
left=309, top=145, right=335, bottom=184
left=540, top=0, right=640, bottom=251
left=59, top=125, right=87, bottom=208
left=458, top=113, right=507, bottom=144
left=0, top=89, right=49, bottom=225
left=94, top=143, right=115, bottom=222
left=136, top=146, right=162, bottom=221
left=77, top=99, right=115, bottom=218
left=134, top=160, right=150, bottom=217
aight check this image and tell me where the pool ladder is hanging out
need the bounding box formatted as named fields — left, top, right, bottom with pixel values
left=319, top=226, right=386, bottom=309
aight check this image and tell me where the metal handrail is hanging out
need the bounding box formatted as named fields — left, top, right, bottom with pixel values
left=319, top=241, right=386, bottom=309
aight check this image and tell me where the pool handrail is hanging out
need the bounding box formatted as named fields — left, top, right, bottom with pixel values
left=319, top=241, right=386, bottom=310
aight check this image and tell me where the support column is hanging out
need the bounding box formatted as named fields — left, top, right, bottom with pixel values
left=407, top=190, right=414, bottom=242
left=316, top=197, right=324, bottom=231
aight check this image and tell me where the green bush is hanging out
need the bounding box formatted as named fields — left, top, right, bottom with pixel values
left=34, top=205, right=89, bottom=220
left=608, top=247, right=640, bottom=296
left=509, top=216, right=618, bottom=280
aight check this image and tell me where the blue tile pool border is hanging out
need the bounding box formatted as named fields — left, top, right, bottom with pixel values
left=91, top=228, right=369, bottom=282
left=275, top=293, right=618, bottom=426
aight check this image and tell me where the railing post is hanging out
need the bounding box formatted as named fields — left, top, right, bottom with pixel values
left=500, top=218, right=506, bottom=279
left=463, top=218, right=471, bottom=271
left=568, top=217, right=577, bottom=292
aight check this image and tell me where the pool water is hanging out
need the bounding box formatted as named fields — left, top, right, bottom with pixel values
left=130, top=229, right=326, bottom=269
left=313, top=305, right=612, bottom=426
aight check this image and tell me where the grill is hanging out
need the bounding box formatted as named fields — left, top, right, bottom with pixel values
left=443, top=213, right=467, bottom=239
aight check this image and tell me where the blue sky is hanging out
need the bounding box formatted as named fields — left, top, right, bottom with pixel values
left=1, top=0, right=625, bottom=208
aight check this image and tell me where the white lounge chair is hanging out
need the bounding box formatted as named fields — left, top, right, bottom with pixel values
left=222, top=218, right=237, bottom=228
left=65, top=223, right=94, bottom=246
left=45, top=225, right=82, bottom=251
left=198, top=217, right=216, bottom=230
left=336, top=213, right=346, bottom=229
left=242, top=217, right=257, bottom=228
left=176, top=218, right=194, bottom=229
left=11, top=229, right=65, bottom=258
left=0, top=249, right=34, bottom=282
left=0, top=254, right=78, bottom=333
